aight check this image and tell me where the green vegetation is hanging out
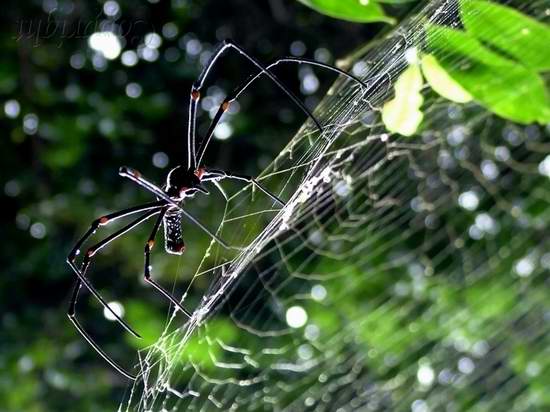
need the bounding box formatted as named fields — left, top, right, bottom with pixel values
left=2, top=1, right=549, bottom=411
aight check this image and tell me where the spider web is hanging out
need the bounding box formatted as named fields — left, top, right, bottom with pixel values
left=122, top=1, right=550, bottom=410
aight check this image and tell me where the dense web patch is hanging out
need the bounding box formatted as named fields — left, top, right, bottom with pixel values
left=122, top=1, right=550, bottom=410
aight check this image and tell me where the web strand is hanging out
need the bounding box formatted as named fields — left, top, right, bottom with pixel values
left=122, top=1, right=550, bottom=410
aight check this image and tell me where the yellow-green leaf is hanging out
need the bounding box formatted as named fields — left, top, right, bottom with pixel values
left=297, top=0, right=394, bottom=24
left=421, top=54, right=473, bottom=103
left=382, top=63, right=424, bottom=137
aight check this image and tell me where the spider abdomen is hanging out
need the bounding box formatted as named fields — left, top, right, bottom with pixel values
left=163, top=210, right=185, bottom=255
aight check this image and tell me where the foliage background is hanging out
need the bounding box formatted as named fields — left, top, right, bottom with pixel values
left=0, top=0, right=419, bottom=410
left=2, top=1, right=549, bottom=412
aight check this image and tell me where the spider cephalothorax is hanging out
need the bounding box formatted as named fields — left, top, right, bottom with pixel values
left=66, top=38, right=367, bottom=380
left=165, top=166, right=209, bottom=199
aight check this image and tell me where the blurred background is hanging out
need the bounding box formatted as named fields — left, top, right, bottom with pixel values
left=1, top=0, right=418, bottom=410
left=4, top=1, right=550, bottom=412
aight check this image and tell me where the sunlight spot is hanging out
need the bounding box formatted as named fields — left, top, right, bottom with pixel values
left=45, top=369, right=68, bottom=389
left=458, top=191, right=479, bottom=211
left=417, top=364, right=435, bottom=386
left=70, top=53, right=86, bottom=69
left=475, top=213, right=498, bottom=235
left=471, top=340, right=489, bottom=357
left=125, top=82, right=142, bottom=98
left=301, top=73, right=319, bottom=95
left=438, top=369, right=453, bottom=385
left=30, top=222, right=47, bottom=239
left=468, top=224, right=483, bottom=240
left=305, top=324, right=320, bottom=340
left=305, top=397, right=315, bottom=407
left=99, top=118, right=115, bottom=136
left=103, top=0, right=120, bottom=17
left=121, top=50, right=138, bottom=67
left=152, top=151, right=169, bottom=168
left=18, top=356, right=34, bottom=373
left=298, top=344, right=313, bottom=360
left=162, top=22, right=179, bottom=39
left=23, top=113, right=39, bottom=135
left=481, top=159, right=499, bottom=180
left=495, top=146, right=510, bottom=161
left=526, top=362, right=541, bottom=377
left=334, top=180, right=351, bottom=197
left=144, top=32, right=163, bottom=49
left=411, top=399, right=429, bottom=412
left=185, top=39, right=202, bottom=56
left=458, top=357, right=475, bottom=374
left=214, top=122, right=233, bottom=140
left=88, top=32, right=121, bottom=60
left=308, top=230, right=324, bottom=245
left=139, top=46, right=159, bottom=62
left=104, top=301, right=125, bottom=321
left=515, top=256, right=535, bottom=277
left=447, top=125, right=469, bottom=146
left=4, top=180, right=21, bottom=197
left=93, top=54, right=107, bottom=71
left=65, top=84, right=81, bottom=101
left=290, top=40, right=306, bottom=57
left=437, top=150, right=455, bottom=169
left=538, top=155, right=550, bottom=177
left=314, top=47, right=330, bottom=63
left=286, top=306, right=307, bottom=328
left=404, top=47, right=419, bottom=65
left=4, top=99, right=21, bottom=118
left=16, top=213, right=30, bottom=230
left=311, top=284, right=327, bottom=301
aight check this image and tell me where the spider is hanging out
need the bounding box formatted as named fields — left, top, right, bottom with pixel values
left=66, top=39, right=368, bottom=380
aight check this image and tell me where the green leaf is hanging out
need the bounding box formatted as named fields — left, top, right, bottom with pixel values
left=421, top=54, right=473, bottom=103
left=461, top=0, right=550, bottom=71
left=427, top=25, right=512, bottom=66
left=427, top=26, right=550, bottom=124
left=382, top=63, right=424, bottom=136
left=297, top=0, right=394, bottom=24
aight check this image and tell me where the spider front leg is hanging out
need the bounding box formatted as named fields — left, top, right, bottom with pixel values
left=143, top=209, right=192, bottom=317
left=187, top=39, right=322, bottom=170
left=67, top=207, right=163, bottom=380
left=202, top=168, right=286, bottom=207
left=67, top=202, right=165, bottom=337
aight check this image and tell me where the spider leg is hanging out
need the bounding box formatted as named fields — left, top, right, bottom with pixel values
left=144, top=209, right=193, bottom=317
left=118, top=167, right=233, bottom=250
left=203, top=168, right=285, bottom=207
left=232, top=57, right=370, bottom=102
left=211, top=180, right=228, bottom=201
left=67, top=282, right=137, bottom=380
left=187, top=39, right=322, bottom=170
left=67, top=208, right=163, bottom=380
left=67, top=201, right=165, bottom=336
left=195, top=56, right=369, bottom=166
